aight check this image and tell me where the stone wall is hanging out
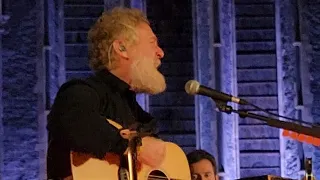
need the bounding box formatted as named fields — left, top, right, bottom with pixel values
left=1, top=0, right=320, bottom=179
left=276, top=0, right=300, bottom=178
left=2, top=0, right=43, bottom=179
left=301, top=0, right=320, bottom=178
left=219, top=0, right=240, bottom=179
left=192, top=0, right=218, bottom=162
left=0, top=3, right=10, bottom=178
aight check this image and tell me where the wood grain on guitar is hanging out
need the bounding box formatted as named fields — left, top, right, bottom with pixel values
left=70, top=119, right=191, bottom=180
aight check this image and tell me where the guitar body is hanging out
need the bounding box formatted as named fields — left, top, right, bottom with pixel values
left=70, top=142, right=191, bottom=180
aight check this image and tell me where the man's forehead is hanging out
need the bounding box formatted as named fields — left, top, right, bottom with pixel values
left=191, top=159, right=215, bottom=170
left=136, top=22, right=156, bottom=37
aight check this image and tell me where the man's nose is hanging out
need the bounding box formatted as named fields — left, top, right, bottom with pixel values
left=156, top=46, right=164, bottom=59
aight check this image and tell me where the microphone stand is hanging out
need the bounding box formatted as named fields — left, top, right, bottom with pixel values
left=122, top=131, right=154, bottom=180
left=127, top=135, right=141, bottom=180
left=214, top=101, right=320, bottom=139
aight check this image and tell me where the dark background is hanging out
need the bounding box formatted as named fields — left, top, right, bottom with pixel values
left=0, top=0, right=320, bottom=179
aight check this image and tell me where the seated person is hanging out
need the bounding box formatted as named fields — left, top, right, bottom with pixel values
left=187, top=149, right=219, bottom=180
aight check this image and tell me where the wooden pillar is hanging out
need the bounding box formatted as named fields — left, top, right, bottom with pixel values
left=275, top=0, right=301, bottom=178
left=39, top=0, right=65, bottom=178
left=299, top=0, right=320, bottom=178
left=218, top=0, right=240, bottom=179
left=192, top=0, right=220, bottom=171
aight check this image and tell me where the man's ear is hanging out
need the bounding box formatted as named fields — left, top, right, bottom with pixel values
left=112, top=40, right=128, bottom=59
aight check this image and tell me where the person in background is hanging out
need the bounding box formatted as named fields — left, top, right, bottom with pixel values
left=187, top=149, right=219, bottom=180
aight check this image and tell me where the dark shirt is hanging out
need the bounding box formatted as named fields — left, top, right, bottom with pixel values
left=46, top=69, right=157, bottom=179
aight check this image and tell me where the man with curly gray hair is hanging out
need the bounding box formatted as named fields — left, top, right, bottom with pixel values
left=47, top=7, right=166, bottom=179
left=88, top=7, right=166, bottom=94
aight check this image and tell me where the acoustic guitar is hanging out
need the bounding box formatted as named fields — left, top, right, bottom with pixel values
left=70, top=119, right=191, bottom=180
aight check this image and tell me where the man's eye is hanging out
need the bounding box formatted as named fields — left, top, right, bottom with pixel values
left=191, top=174, right=198, bottom=180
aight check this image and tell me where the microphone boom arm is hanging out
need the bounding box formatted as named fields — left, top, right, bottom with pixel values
left=216, top=103, right=320, bottom=140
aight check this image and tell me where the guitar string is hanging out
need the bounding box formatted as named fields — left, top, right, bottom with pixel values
left=147, top=174, right=183, bottom=180
left=148, top=178, right=183, bottom=180
left=147, top=174, right=169, bottom=180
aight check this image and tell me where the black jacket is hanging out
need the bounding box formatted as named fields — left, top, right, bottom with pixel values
left=46, top=69, right=157, bottom=179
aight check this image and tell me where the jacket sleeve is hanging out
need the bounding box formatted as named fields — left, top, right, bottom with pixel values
left=47, top=84, right=128, bottom=158
left=135, top=103, right=160, bottom=138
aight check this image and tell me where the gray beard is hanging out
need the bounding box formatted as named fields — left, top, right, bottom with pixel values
left=129, top=58, right=166, bottom=95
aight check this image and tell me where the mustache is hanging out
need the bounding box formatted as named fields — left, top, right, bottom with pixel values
left=129, top=57, right=166, bottom=94
left=154, top=60, right=161, bottom=68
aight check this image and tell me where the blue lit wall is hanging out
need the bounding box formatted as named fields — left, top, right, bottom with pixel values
left=0, top=0, right=320, bottom=180
left=303, top=1, right=320, bottom=178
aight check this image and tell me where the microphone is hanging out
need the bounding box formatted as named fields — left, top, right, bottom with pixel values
left=184, top=80, right=249, bottom=105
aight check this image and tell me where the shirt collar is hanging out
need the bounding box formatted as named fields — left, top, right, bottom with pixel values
left=95, top=69, right=135, bottom=95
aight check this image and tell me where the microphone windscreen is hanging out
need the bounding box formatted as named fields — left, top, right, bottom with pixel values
left=185, top=80, right=200, bottom=95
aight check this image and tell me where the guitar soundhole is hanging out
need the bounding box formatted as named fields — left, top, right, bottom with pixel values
left=148, top=170, right=168, bottom=180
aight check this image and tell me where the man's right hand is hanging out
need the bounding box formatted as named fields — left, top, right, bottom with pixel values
left=119, top=129, right=166, bottom=168
left=137, top=136, right=166, bottom=168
